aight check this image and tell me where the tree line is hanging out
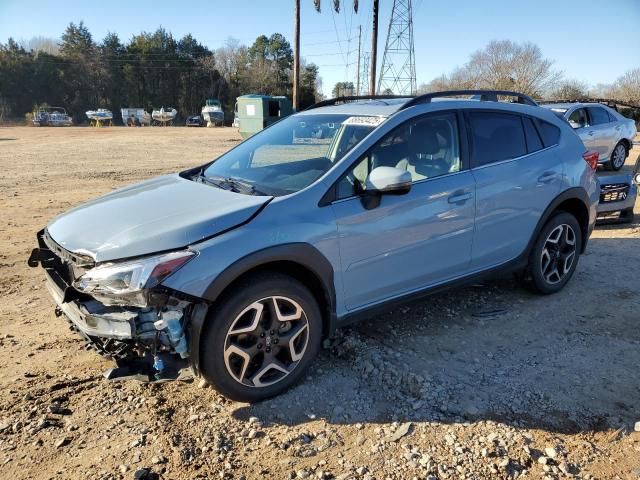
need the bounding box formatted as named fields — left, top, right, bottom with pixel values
left=418, top=40, right=640, bottom=107
left=0, top=22, right=323, bottom=124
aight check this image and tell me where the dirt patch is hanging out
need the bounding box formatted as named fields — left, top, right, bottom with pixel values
left=0, top=126, right=639, bottom=480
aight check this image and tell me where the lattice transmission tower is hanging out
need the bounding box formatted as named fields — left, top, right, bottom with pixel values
left=377, top=0, right=416, bottom=95
left=359, top=53, right=370, bottom=96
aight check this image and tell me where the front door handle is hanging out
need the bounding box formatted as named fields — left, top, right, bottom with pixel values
left=448, top=191, right=472, bottom=204
left=537, top=171, right=558, bottom=184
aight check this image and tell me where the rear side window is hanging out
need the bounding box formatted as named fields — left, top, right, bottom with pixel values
left=468, top=111, right=526, bottom=166
left=588, top=107, right=610, bottom=125
left=522, top=117, right=543, bottom=153
left=535, top=119, right=561, bottom=147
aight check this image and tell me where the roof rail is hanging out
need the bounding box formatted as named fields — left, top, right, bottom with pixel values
left=304, top=95, right=410, bottom=111
left=400, top=90, right=538, bottom=110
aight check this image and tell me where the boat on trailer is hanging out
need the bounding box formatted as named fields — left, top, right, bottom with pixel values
left=86, top=109, right=113, bottom=127
left=201, top=99, right=224, bottom=127
left=121, top=108, right=151, bottom=126
left=151, top=107, right=177, bottom=125
left=32, top=107, right=73, bottom=127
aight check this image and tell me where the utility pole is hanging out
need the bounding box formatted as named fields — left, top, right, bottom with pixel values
left=370, top=0, right=379, bottom=95
left=293, top=0, right=300, bottom=110
left=356, top=25, right=362, bottom=96
left=378, top=0, right=417, bottom=95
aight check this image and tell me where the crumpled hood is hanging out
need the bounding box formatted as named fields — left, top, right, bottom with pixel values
left=47, top=174, right=272, bottom=262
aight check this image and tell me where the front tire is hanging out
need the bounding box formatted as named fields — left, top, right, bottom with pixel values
left=528, top=212, right=582, bottom=294
left=606, top=142, right=627, bottom=171
left=200, top=272, right=322, bottom=402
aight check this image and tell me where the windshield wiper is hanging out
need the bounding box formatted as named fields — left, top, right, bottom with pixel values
left=199, top=173, right=268, bottom=196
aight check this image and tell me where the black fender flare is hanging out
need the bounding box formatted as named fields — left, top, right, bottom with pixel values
left=523, top=186, right=591, bottom=258
left=189, top=243, right=337, bottom=375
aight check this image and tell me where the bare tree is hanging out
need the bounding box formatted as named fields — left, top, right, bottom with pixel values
left=420, top=40, right=562, bottom=98
left=466, top=41, right=561, bottom=97
left=19, top=36, right=60, bottom=55
left=551, top=78, right=589, bottom=101
left=610, top=68, right=640, bottom=104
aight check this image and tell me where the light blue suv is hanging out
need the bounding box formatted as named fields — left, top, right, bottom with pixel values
left=29, top=90, right=599, bottom=401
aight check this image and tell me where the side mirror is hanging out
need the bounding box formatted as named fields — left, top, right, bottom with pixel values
left=361, top=166, right=412, bottom=209
left=365, top=166, right=412, bottom=194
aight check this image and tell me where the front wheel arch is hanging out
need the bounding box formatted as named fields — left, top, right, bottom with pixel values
left=190, top=244, right=337, bottom=376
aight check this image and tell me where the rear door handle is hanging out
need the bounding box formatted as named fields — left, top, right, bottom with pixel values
left=448, top=191, right=472, bottom=204
left=587, top=131, right=595, bottom=136
left=537, top=171, right=558, bottom=184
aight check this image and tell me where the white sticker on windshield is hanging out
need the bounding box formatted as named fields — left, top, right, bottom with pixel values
left=343, top=116, right=386, bottom=126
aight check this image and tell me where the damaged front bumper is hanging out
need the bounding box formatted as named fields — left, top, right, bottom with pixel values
left=28, top=229, right=208, bottom=381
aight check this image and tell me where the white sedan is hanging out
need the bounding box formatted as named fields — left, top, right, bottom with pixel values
left=543, top=102, right=637, bottom=171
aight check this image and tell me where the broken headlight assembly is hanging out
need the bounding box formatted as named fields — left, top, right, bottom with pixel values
left=73, top=250, right=196, bottom=307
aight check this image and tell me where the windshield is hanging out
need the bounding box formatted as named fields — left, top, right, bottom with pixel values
left=202, top=114, right=378, bottom=196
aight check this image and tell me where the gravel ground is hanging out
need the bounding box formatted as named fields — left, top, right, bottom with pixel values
left=0, top=126, right=639, bottom=480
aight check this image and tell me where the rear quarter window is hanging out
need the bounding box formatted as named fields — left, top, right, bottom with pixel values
left=535, top=119, right=561, bottom=147
left=522, top=117, right=544, bottom=153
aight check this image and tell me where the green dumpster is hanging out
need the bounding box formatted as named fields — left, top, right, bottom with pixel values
left=236, top=95, right=293, bottom=138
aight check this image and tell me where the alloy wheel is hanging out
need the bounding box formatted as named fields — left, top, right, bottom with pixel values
left=540, top=224, right=577, bottom=285
left=612, top=144, right=626, bottom=169
left=223, top=296, right=310, bottom=388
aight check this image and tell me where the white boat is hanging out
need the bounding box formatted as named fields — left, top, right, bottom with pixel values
left=32, top=107, right=73, bottom=127
left=121, top=107, right=151, bottom=126
left=86, top=109, right=113, bottom=126
left=201, top=99, right=224, bottom=127
left=152, top=107, right=177, bottom=125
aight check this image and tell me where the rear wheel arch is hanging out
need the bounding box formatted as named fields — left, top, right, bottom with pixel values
left=527, top=188, right=591, bottom=257
left=620, top=138, right=631, bottom=153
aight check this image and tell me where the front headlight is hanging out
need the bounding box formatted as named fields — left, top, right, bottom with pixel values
left=74, top=250, right=196, bottom=307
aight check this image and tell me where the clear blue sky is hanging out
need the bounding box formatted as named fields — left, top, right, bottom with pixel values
left=1, top=0, right=638, bottom=96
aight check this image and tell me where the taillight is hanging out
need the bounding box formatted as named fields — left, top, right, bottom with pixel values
left=582, top=150, right=599, bottom=170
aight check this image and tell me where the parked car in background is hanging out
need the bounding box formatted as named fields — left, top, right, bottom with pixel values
left=596, top=173, right=637, bottom=223
left=542, top=102, right=636, bottom=171
left=186, top=115, right=204, bottom=127
left=29, top=90, right=599, bottom=402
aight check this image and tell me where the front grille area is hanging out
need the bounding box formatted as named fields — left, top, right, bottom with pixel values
left=42, top=230, right=95, bottom=268
left=39, top=230, right=94, bottom=284
left=600, top=183, right=629, bottom=203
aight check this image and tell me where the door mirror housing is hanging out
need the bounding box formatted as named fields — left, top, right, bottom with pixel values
left=365, top=166, right=412, bottom=194
left=361, top=166, right=412, bottom=209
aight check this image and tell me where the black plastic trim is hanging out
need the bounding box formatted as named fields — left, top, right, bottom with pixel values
left=401, top=90, right=538, bottom=110
left=199, top=243, right=337, bottom=332
left=304, top=95, right=410, bottom=111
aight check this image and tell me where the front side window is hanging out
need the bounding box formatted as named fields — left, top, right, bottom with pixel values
left=335, top=112, right=461, bottom=199
left=568, top=108, right=588, bottom=128
left=588, top=107, right=610, bottom=125
left=202, top=114, right=377, bottom=196
left=468, top=111, right=526, bottom=166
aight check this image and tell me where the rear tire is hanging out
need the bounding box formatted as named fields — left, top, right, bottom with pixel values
left=528, top=212, right=582, bottom=294
left=200, top=272, right=322, bottom=402
left=606, top=142, right=627, bottom=171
